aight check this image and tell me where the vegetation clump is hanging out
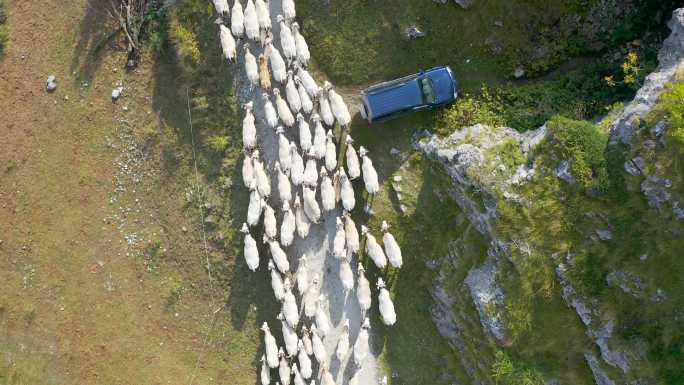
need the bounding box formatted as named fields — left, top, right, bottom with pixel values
left=0, top=0, right=8, bottom=55
left=545, top=116, right=608, bottom=190
left=437, top=64, right=643, bottom=134
left=491, top=351, right=543, bottom=385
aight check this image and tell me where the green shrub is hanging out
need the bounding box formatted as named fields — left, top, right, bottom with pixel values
left=496, top=138, right=526, bottom=172
left=657, top=81, right=684, bottom=165
left=436, top=88, right=505, bottom=136
left=0, top=26, right=7, bottom=53
left=170, top=17, right=201, bottom=67
left=206, top=135, right=229, bottom=153
left=436, top=65, right=638, bottom=135
left=546, top=116, right=608, bottom=190
left=491, top=351, right=543, bottom=385
left=604, top=143, right=629, bottom=202
left=566, top=251, right=606, bottom=297
left=142, top=125, right=159, bottom=141
left=144, top=2, right=168, bottom=56
left=503, top=299, right=533, bottom=344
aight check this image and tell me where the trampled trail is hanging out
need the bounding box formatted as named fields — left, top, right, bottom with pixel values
left=226, top=0, right=382, bottom=384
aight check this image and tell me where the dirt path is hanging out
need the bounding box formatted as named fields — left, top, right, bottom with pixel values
left=232, top=2, right=380, bottom=384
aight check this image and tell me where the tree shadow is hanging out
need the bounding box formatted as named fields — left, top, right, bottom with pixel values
left=70, top=0, right=123, bottom=85
left=344, top=108, right=480, bottom=383
left=148, top=4, right=282, bottom=384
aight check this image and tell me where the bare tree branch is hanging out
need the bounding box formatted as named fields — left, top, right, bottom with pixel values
left=107, top=0, right=155, bottom=64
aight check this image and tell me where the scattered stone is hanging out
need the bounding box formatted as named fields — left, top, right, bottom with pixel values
left=624, top=156, right=645, bottom=176
left=606, top=271, right=645, bottom=298
left=503, top=191, right=521, bottom=202
left=642, top=139, right=657, bottom=150
left=425, top=259, right=441, bottom=269
left=641, top=176, right=671, bottom=208
left=652, top=288, right=666, bottom=302
left=392, top=175, right=402, bottom=182
left=46, top=75, right=57, bottom=92
left=182, top=226, right=188, bottom=233
left=640, top=254, right=648, bottom=261
left=556, top=160, right=575, bottom=184
left=494, top=20, right=503, bottom=27
left=454, top=0, right=474, bottom=8
left=509, top=164, right=536, bottom=185
left=650, top=120, right=667, bottom=138
left=513, top=67, right=525, bottom=78
left=402, top=26, right=426, bottom=40
left=112, top=87, right=123, bottom=101
left=390, top=147, right=401, bottom=157
left=64, top=95, right=69, bottom=101
left=123, top=106, right=129, bottom=112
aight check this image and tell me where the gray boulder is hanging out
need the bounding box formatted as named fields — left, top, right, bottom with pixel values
left=402, top=26, right=426, bottom=40
left=596, top=229, right=612, bottom=241
left=591, top=320, right=632, bottom=373
left=651, top=120, right=667, bottom=138
left=624, top=156, right=645, bottom=176
left=46, top=75, right=57, bottom=92
left=585, top=353, right=616, bottom=385
left=112, top=86, right=124, bottom=101
left=465, top=253, right=506, bottom=343
left=556, top=160, right=575, bottom=184
left=673, top=201, right=684, bottom=219
left=454, top=0, right=474, bottom=8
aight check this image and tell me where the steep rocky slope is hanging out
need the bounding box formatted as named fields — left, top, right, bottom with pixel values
left=418, top=7, right=684, bottom=385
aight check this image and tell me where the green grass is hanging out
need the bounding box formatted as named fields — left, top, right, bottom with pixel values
left=149, top=1, right=283, bottom=380
left=358, top=153, right=492, bottom=384
left=0, top=0, right=8, bottom=56
left=340, top=103, right=497, bottom=382
left=297, top=0, right=593, bottom=89
left=296, top=0, right=679, bottom=91
left=0, top=337, right=62, bottom=385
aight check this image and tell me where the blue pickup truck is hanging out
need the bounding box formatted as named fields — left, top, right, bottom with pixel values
left=359, top=66, right=459, bottom=123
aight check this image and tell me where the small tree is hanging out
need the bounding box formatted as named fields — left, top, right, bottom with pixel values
left=604, top=51, right=643, bottom=89
left=108, top=0, right=156, bottom=66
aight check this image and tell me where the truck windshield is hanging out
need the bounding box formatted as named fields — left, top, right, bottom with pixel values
left=420, top=78, right=436, bottom=104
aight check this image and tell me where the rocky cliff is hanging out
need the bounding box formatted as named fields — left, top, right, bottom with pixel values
left=418, top=7, right=684, bottom=385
